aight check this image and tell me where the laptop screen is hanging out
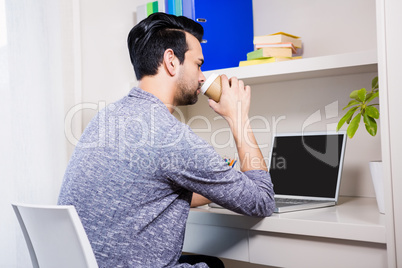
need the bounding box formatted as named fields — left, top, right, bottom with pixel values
left=269, top=132, right=346, bottom=199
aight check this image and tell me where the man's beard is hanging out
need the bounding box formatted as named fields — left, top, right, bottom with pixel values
left=175, top=78, right=200, bottom=106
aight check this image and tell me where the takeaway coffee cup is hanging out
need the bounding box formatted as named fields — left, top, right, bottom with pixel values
left=201, top=73, right=222, bottom=102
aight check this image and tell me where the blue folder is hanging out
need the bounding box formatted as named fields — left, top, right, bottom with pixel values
left=183, top=0, right=254, bottom=71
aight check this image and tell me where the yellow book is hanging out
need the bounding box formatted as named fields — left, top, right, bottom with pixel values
left=255, top=42, right=297, bottom=53
left=239, top=57, right=302, bottom=67
left=253, top=32, right=302, bottom=48
left=270, top=32, right=300, bottom=38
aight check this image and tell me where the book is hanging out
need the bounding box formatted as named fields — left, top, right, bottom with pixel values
left=166, top=0, right=182, bottom=15
left=239, top=56, right=302, bottom=67
left=167, top=0, right=175, bottom=14
left=247, top=47, right=293, bottom=60
left=255, top=42, right=297, bottom=54
left=254, top=32, right=302, bottom=48
left=175, top=0, right=183, bottom=15
left=147, top=1, right=159, bottom=15
left=137, top=1, right=159, bottom=22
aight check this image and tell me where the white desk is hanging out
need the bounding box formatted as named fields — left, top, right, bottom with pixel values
left=183, top=197, right=387, bottom=268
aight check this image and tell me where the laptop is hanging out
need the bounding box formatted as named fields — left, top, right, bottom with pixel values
left=270, top=131, right=347, bottom=213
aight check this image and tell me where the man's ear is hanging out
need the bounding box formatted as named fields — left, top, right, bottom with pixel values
left=164, top=49, right=177, bottom=76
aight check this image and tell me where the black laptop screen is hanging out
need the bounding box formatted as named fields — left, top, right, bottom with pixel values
left=269, top=133, right=345, bottom=198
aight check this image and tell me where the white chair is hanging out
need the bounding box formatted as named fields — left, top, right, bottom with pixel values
left=12, top=203, right=98, bottom=268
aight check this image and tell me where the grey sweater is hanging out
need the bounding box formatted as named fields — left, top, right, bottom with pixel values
left=58, top=87, right=275, bottom=267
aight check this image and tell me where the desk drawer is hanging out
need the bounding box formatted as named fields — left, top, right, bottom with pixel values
left=183, top=223, right=249, bottom=262
left=248, top=230, right=387, bottom=268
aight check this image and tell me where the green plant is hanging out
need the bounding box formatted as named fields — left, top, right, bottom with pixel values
left=337, top=76, right=379, bottom=138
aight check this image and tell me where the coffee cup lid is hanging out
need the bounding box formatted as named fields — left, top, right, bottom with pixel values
left=201, top=73, right=219, bottom=94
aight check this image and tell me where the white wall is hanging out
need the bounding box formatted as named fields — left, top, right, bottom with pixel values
left=252, top=0, right=377, bottom=58
left=77, top=0, right=190, bottom=128
left=78, top=0, right=149, bottom=127
left=188, top=72, right=381, bottom=198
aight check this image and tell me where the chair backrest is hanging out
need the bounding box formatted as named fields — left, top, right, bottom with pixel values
left=12, top=203, right=98, bottom=268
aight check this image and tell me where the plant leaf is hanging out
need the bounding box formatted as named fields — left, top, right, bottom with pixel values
left=342, top=100, right=360, bottom=110
left=346, top=106, right=359, bottom=124
left=365, top=92, right=373, bottom=101
left=357, top=88, right=367, bottom=102
left=363, top=113, right=377, bottom=136
left=337, top=107, right=359, bottom=131
left=372, top=76, right=379, bottom=90
left=366, top=106, right=380, bottom=119
left=347, top=112, right=362, bottom=138
left=366, top=91, right=379, bottom=103
left=349, top=90, right=360, bottom=101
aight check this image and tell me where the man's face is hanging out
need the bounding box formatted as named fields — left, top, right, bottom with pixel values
left=174, top=33, right=205, bottom=106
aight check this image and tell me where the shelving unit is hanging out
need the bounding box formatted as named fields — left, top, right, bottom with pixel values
left=203, top=50, right=378, bottom=85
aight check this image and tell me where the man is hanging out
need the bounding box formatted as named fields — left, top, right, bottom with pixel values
left=58, top=13, right=275, bottom=267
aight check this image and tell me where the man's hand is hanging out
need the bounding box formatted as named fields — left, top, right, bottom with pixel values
left=190, top=193, right=211, bottom=207
left=208, top=75, right=251, bottom=127
left=208, top=75, right=267, bottom=172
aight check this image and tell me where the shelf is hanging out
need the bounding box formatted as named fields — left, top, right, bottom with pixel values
left=203, top=50, right=378, bottom=85
left=188, top=196, right=386, bottom=244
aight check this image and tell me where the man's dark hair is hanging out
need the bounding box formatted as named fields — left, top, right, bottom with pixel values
left=127, top=13, right=204, bottom=80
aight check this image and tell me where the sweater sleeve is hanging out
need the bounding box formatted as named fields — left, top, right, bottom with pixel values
left=159, top=123, right=275, bottom=217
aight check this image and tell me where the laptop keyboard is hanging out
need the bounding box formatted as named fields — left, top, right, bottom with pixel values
left=275, top=198, right=312, bottom=207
